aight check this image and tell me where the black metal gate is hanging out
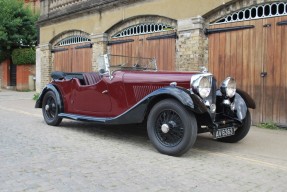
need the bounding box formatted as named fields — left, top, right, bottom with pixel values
left=10, top=63, right=16, bottom=86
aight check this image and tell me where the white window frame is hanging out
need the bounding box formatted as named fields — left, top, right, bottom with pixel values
left=213, top=2, right=287, bottom=25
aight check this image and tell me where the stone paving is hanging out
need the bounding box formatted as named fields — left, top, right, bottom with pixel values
left=0, top=90, right=286, bottom=192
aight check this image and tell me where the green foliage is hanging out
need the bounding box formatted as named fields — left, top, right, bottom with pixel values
left=258, top=122, right=279, bottom=130
left=18, top=89, right=31, bottom=92
left=0, top=50, right=9, bottom=63
left=12, top=48, right=35, bottom=65
left=33, top=93, right=40, bottom=101
left=0, top=0, right=38, bottom=57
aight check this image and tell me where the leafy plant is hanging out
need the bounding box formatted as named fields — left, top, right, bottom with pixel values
left=0, top=50, right=9, bottom=63
left=258, top=122, right=279, bottom=130
left=18, top=89, right=31, bottom=92
left=0, top=0, right=38, bottom=58
left=33, top=93, right=40, bottom=100
left=12, top=48, right=35, bottom=65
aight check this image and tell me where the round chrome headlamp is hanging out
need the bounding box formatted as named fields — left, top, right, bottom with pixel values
left=220, top=77, right=236, bottom=98
left=191, top=76, right=211, bottom=98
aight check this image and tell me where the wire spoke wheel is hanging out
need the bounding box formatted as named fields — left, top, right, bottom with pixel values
left=147, top=99, right=197, bottom=156
left=155, top=110, right=184, bottom=147
left=45, top=97, right=57, bottom=119
left=42, top=91, right=62, bottom=126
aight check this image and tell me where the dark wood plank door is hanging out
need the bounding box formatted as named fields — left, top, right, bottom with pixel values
left=109, top=31, right=176, bottom=71
left=53, top=43, right=92, bottom=73
left=53, top=46, right=71, bottom=72
left=265, top=16, right=287, bottom=125
left=208, top=16, right=287, bottom=125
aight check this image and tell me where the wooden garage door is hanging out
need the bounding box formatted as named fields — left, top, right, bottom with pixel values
left=53, top=43, right=92, bottom=73
left=109, top=31, right=176, bottom=71
left=208, top=16, right=287, bottom=125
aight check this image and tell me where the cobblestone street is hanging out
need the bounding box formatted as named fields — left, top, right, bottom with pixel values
left=0, top=90, right=286, bottom=192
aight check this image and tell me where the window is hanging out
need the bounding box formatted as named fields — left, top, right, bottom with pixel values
left=56, top=36, right=91, bottom=46
left=213, top=2, right=287, bottom=24
left=113, top=23, right=174, bottom=38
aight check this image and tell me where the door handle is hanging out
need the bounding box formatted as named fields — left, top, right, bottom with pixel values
left=261, top=72, right=267, bottom=77
left=263, top=24, right=271, bottom=28
left=102, top=90, right=108, bottom=94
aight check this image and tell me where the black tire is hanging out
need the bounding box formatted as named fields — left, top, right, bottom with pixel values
left=42, top=91, right=62, bottom=126
left=147, top=99, right=197, bottom=156
left=217, top=110, right=251, bottom=143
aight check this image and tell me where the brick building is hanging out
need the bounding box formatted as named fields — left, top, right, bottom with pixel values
left=37, top=0, right=287, bottom=125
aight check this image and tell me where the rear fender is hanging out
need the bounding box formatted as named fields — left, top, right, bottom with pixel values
left=35, top=84, right=64, bottom=113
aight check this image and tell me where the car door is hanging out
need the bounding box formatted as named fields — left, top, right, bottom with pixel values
left=71, top=78, right=112, bottom=115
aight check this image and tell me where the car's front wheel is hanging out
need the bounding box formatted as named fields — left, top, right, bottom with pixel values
left=42, top=91, right=62, bottom=126
left=147, top=99, right=197, bottom=156
left=217, top=110, right=251, bottom=143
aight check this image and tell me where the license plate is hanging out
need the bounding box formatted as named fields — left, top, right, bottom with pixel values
left=214, top=127, right=235, bottom=139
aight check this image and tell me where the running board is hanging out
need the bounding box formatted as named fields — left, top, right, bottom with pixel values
left=58, top=113, right=111, bottom=124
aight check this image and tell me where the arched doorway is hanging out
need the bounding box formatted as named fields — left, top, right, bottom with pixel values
left=107, top=16, right=177, bottom=71
left=51, top=31, right=93, bottom=73
left=206, top=2, right=287, bottom=125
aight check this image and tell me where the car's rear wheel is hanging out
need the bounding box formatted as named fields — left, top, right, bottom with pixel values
left=147, top=99, right=197, bottom=156
left=217, top=110, right=251, bottom=143
left=42, top=91, right=62, bottom=126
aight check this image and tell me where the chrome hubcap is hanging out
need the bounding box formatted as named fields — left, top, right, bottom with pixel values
left=161, top=123, right=170, bottom=133
left=155, top=109, right=184, bottom=147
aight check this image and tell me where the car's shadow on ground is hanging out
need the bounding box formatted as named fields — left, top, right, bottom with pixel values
left=58, top=120, right=239, bottom=157
left=58, top=120, right=150, bottom=144
left=59, top=120, right=148, bottom=138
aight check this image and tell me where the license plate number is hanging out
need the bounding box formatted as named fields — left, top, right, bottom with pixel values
left=214, top=127, right=235, bottom=139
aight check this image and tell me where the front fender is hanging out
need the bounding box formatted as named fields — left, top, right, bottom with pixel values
left=147, top=86, right=208, bottom=114
left=236, top=89, right=256, bottom=109
left=216, top=89, right=255, bottom=121
left=35, top=84, right=64, bottom=113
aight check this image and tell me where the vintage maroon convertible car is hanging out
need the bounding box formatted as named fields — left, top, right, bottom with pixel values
left=36, top=54, right=255, bottom=156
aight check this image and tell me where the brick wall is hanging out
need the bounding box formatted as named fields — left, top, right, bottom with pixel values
left=90, top=33, right=108, bottom=72
left=16, top=65, right=35, bottom=91
left=177, top=16, right=208, bottom=72
left=40, top=44, right=52, bottom=90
